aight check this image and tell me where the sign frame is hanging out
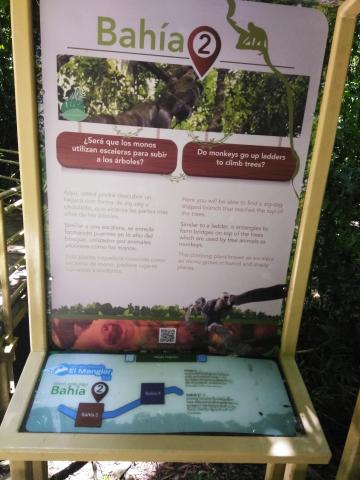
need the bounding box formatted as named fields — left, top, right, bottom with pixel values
left=2, top=0, right=360, bottom=478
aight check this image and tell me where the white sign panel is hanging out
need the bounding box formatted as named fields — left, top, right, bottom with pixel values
left=40, top=0, right=328, bottom=354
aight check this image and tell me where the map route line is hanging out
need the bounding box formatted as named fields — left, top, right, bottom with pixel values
left=58, top=386, right=184, bottom=420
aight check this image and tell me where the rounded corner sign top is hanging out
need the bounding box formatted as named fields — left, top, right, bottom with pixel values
left=40, top=0, right=329, bottom=80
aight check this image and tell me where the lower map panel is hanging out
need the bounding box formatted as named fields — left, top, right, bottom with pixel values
left=23, top=352, right=299, bottom=435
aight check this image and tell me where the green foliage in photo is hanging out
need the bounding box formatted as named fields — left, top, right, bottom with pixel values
left=57, top=55, right=309, bottom=136
left=222, top=71, right=309, bottom=136
left=53, top=302, right=280, bottom=326
left=58, top=57, right=147, bottom=118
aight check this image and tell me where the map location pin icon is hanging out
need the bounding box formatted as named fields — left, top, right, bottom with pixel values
left=91, top=382, right=109, bottom=402
left=188, top=26, right=221, bottom=79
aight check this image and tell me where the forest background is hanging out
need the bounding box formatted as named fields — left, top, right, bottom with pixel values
left=0, top=0, right=359, bottom=478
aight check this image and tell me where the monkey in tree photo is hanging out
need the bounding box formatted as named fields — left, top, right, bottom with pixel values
left=185, top=284, right=287, bottom=355
left=85, top=63, right=203, bottom=128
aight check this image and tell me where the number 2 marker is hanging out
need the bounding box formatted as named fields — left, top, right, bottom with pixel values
left=91, top=382, right=109, bottom=402
left=188, top=26, right=221, bottom=79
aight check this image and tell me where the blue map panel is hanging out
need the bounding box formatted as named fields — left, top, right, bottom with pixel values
left=23, top=352, right=299, bottom=435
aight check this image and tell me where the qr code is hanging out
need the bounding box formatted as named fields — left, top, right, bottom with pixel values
left=158, top=327, right=177, bottom=344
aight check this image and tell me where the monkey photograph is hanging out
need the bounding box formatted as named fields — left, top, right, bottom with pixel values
left=57, top=55, right=309, bottom=137
left=51, top=317, right=203, bottom=352
left=51, top=315, right=279, bottom=356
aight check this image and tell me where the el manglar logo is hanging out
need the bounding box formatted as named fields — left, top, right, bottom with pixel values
left=46, top=363, right=113, bottom=381
left=61, top=88, right=88, bottom=121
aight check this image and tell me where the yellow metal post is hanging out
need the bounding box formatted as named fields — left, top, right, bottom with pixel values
left=10, top=0, right=47, bottom=352
left=281, top=0, right=360, bottom=357
left=265, top=463, right=286, bottom=480
left=0, top=362, right=10, bottom=418
left=31, top=461, right=48, bottom=480
left=10, top=461, right=34, bottom=480
left=336, top=391, right=360, bottom=480
left=283, top=464, right=307, bottom=480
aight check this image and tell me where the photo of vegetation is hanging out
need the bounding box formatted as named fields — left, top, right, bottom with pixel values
left=57, top=55, right=309, bottom=136
left=52, top=301, right=281, bottom=322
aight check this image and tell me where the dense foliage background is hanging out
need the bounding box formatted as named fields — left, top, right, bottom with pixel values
left=57, top=56, right=309, bottom=136
left=0, top=0, right=359, bottom=478
left=53, top=301, right=281, bottom=324
left=296, top=11, right=360, bottom=475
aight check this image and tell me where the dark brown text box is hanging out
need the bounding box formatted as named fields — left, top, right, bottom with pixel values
left=57, top=132, right=177, bottom=175
left=182, top=142, right=296, bottom=181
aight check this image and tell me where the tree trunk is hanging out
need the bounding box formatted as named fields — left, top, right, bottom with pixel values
left=208, top=69, right=227, bottom=132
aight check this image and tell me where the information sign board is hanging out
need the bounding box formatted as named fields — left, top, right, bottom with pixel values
left=40, top=0, right=328, bottom=354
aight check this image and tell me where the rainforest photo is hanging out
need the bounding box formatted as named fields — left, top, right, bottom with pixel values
left=57, top=55, right=309, bottom=136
